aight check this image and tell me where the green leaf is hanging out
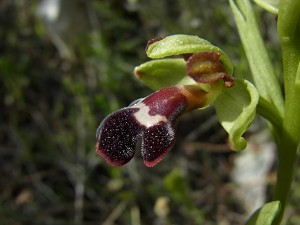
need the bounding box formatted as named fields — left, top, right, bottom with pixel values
left=253, top=0, right=279, bottom=14
left=134, top=58, right=196, bottom=90
left=246, top=201, right=281, bottom=225
left=229, top=0, right=284, bottom=116
left=215, top=79, right=259, bottom=150
left=146, top=34, right=233, bottom=76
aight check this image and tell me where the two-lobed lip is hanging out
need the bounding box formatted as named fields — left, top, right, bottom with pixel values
left=96, top=85, right=209, bottom=167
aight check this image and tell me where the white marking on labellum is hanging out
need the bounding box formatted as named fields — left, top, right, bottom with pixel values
left=133, top=103, right=167, bottom=128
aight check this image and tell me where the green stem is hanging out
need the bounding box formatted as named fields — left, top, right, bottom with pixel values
left=274, top=133, right=299, bottom=224
left=256, top=97, right=282, bottom=132
left=274, top=93, right=300, bottom=224
left=277, top=0, right=300, bottom=101
left=273, top=0, right=300, bottom=224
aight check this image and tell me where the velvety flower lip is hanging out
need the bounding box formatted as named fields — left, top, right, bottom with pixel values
left=96, top=108, right=140, bottom=166
left=96, top=85, right=208, bottom=167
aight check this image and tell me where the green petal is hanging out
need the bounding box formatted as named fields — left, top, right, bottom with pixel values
left=246, top=201, right=281, bottom=225
left=253, top=0, right=279, bottom=14
left=215, top=79, right=259, bottom=150
left=146, top=34, right=233, bottom=75
left=134, top=58, right=196, bottom=90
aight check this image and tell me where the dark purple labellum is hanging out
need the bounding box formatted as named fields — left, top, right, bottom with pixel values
left=96, top=85, right=208, bottom=167
left=187, top=52, right=235, bottom=87
left=141, top=123, right=175, bottom=167
left=96, top=108, right=140, bottom=166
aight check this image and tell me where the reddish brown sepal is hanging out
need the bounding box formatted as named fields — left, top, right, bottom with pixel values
left=187, top=52, right=235, bottom=87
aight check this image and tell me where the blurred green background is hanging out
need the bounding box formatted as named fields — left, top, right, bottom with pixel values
left=2, top=0, right=298, bottom=225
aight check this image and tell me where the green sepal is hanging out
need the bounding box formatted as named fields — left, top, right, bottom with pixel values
left=253, top=0, right=279, bottom=14
left=134, top=58, right=195, bottom=90
left=146, top=34, right=233, bottom=76
left=215, top=79, right=259, bottom=150
left=245, top=201, right=281, bottom=225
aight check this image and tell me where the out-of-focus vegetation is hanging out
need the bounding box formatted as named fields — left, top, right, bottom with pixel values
left=1, top=0, right=297, bottom=225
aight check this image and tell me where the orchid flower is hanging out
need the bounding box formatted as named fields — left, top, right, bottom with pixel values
left=96, top=34, right=259, bottom=167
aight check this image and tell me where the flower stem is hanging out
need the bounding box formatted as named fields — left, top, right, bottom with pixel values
left=274, top=92, right=300, bottom=224
left=256, top=97, right=282, bottom=131
left=273, top=0, right=300, bottom=224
